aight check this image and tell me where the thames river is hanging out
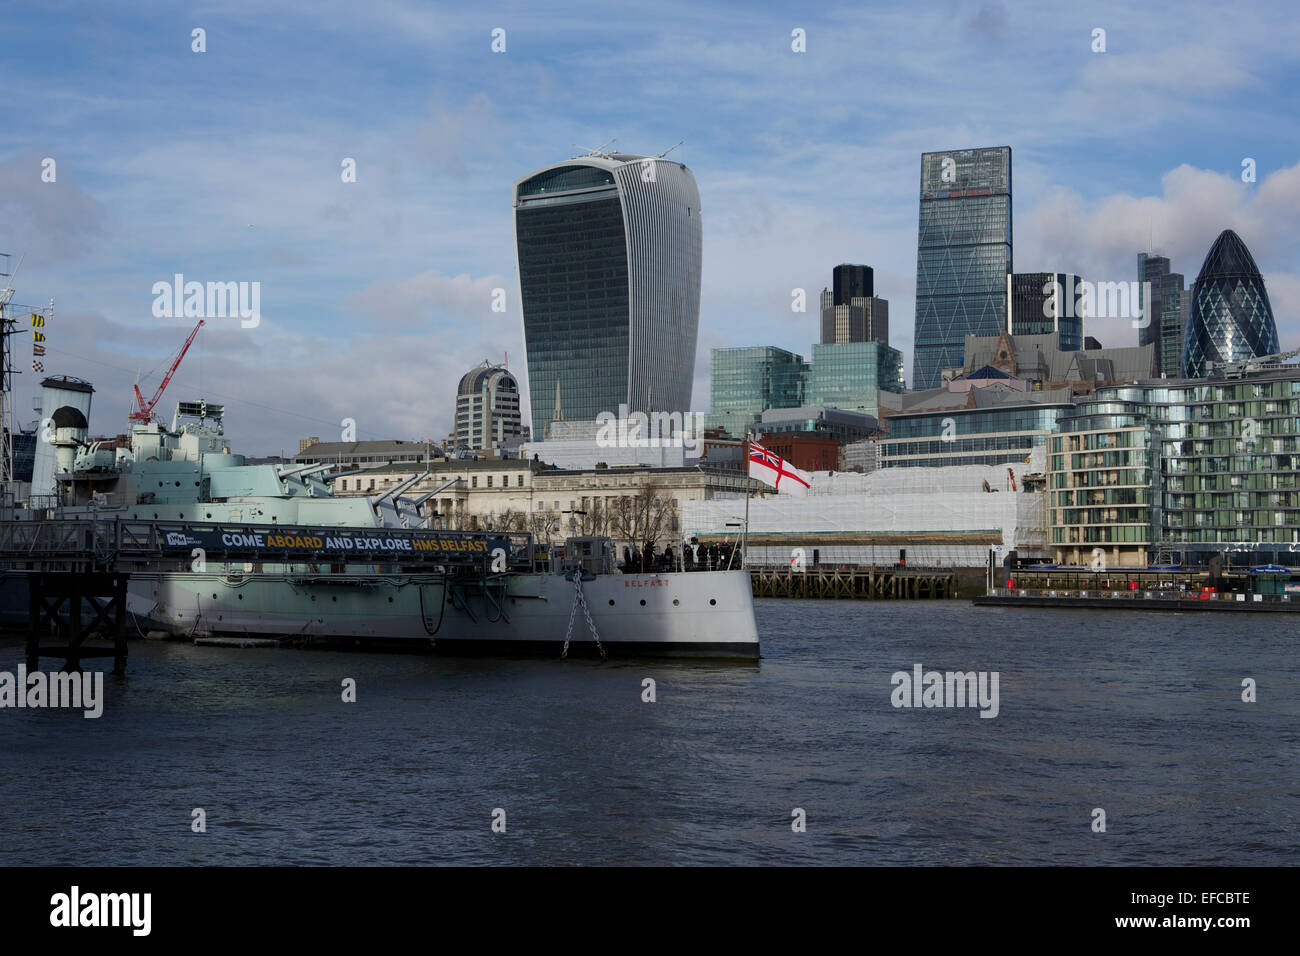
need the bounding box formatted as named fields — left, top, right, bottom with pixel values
left=1, top=600, right=1295, bottom=865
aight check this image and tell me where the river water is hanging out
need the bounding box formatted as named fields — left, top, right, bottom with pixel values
left=1, top=600, right=1295, bottom=865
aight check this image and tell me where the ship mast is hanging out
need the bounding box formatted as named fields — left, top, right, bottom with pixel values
left=0, top=253, right=56, bottom=506
left=2, top=254, right=25, bottom=498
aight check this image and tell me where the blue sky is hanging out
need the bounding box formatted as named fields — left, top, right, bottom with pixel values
left=4, top=0, right=1299, bottom=453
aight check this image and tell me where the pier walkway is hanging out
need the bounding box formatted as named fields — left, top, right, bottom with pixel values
left=748, top=565, right=957, bottom=600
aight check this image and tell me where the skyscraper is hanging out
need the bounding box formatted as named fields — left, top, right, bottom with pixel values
left=1182, top=230, right=1280, bottom=378
left=455, top=360, right=523, bottom=453
left=832, top=264, right=873, bottom=305
left=820, top=263, right=889, bottom=345
left=1007, top=272, right=1084, bottom=351
left=1137, top=253, right=1189, bottom=377
left=513, top=151, right=702, bottom=432
left=913, top=146, right=1013, bottom=389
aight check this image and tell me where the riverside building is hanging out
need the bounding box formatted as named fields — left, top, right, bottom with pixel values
left=1049, top=359, right=1300, bottom=569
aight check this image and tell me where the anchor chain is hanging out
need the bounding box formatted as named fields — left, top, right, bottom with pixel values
left=561, top=573, right=605, bottom=660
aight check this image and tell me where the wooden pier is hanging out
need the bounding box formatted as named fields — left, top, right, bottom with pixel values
left=748, top=565, right=957, bottom=600
left=27, top=572, right=129, bottom=674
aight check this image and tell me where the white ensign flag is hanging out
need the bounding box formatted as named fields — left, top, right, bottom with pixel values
left=747, top=441, right=812, bottom=497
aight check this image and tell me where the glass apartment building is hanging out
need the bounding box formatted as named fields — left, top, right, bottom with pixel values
left=1050, top=365, right=1300, bottom=568
left=708, top=346, right=807, bottom=437
left=882, top=401, right=1072, bottom=469
left=513, top=153, right=702, bottom=431
left=1049, top=399, right=1153, bottom=567
left=1008, top=272, right=1083, bottom=352
left=913, top=146, right=1013, bottom=389
left=807, top=341, right=903, bottom=418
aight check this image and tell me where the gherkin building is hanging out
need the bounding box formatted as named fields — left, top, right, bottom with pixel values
left=1181, top=229, right=1279, bottom=377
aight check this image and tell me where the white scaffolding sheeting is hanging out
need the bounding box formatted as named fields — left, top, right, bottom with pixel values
left=686, top=451, right=1048, bottom=567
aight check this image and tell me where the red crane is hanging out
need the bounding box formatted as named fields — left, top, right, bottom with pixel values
left=130, top=319, right=204, bottom=423
left=1007, top=467, right=1017, bottom=493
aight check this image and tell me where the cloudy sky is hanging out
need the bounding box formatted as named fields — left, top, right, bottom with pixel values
left=4, top=0, right=1299, bottom=454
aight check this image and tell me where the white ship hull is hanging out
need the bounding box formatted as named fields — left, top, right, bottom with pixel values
left=126, top=568, right=760, bottom=659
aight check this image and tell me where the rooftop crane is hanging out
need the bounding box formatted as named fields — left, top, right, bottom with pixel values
left=130, top=319, right=204, bottom=423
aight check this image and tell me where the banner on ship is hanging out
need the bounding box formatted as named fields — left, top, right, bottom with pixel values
left=158, top=529, right=516, bottom=562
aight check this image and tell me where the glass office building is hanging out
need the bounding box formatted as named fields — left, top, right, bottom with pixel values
left=513, top=153, right=702, bottom=432
left=807, top=341, right=903, bottom=418
left=1137, top=253, right=1188, bottom=377
left=1181, top=230, right=1279, bottom=378
left=913, top=146, right=1013, bottom=389
left=882, top=401, right=1072, bottom=469
left=1008, top=272, right=1083, bottom=351
left=708, top=346, right=807, bottom=437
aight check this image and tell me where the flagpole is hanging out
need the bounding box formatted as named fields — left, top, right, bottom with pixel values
left=742, top=429, right=751, bottom=568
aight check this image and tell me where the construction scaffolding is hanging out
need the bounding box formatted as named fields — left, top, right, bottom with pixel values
left=685, top=449, right=1048, bottom=568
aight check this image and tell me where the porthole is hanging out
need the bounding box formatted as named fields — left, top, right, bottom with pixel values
left=639, top=599, right=646, bottom=606
left=206, top=513, right=212, bottom=519
left=211, top=593, right=217, bottom=599
left=608, top=599, right=615, bottom=606
left=332, top=596, right=337, bottom=602
left=388, top=597, right=394, bottom=603
left=175, top=481, right=181, bottom=487
left=709, top=599, right=717, bottom=605
left=238, top=595, right=243, bottom=600
left=673, top=598, right=680, bottom=606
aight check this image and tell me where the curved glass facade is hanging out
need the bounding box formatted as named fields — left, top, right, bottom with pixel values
left=1181, top=230, right=1279, bottom=378
left=1051, top=372, right=1300, bottom=565
left=514, top=156, right=701, bottom=431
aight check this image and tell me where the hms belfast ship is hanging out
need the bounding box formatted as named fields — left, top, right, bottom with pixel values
left=41, top=399, right=759, bottom=659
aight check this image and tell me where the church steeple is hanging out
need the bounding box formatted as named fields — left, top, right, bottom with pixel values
left=546, top=372, right=563, bottom=439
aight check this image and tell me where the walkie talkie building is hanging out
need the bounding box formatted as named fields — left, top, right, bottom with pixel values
left=513, top=153, right=702, bottom=433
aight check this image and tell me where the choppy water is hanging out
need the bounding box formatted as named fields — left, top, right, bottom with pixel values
left=1, top=601, right=1296, bottom=865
